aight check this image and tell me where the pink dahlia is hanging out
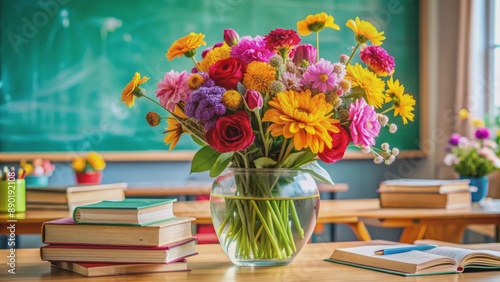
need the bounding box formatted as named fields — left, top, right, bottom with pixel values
left=301, top=59, right=339, bottom=92
left=264, top=28, right=301, bottom=52
left=348, top=98, right=381, bottom=146
left=155, top=70, right=192, bottom=111
left=230, top=35, right=275, bottom=65
left=360, top=46, right=395, bottom=77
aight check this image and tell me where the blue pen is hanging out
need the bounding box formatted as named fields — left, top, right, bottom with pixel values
left=374, top=245, right=438, bottom=255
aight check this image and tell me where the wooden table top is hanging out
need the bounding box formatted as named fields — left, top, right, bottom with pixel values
left=1, top=242, right=499, bottom=281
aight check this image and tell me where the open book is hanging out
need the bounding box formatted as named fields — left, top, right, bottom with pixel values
left=326, top=244, right=500, bottom=276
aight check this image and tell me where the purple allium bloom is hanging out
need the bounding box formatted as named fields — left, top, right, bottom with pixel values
left=185, top=86, right=226, bottom=130
left=475, top=127, right=490, bottom=140
left=301, top=59, right=340, bottom=92
left=199, top=72, right=215, bottom=87
left=448, top=133, right=461, bottom=146
left=230, top=36, right=274, bottom=65
left=281, top=71, right=302, bottom=91
left=348, top=98, right=381, bottom=146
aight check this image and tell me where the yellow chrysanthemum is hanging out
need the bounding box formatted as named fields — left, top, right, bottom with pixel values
left=166, top=32, right=206, bottom=61
left=222, top=90, right=242, bottom=110
left=346, top=17, right=385, bottom=45
left=346, top=63, right=385, bottom=108
left=23, top=163, right=34, bottom=175
left=199, top=44, right=231, bottom=72
left=262, top=89, right=340, bottom=154
left=297, top=12, right=340, bottom=36
left=164, top=106, right=189, bottom=151
left=87, top=152, right=106, bottom=171
left=121, top=72, right=149, bottom=108
left=472, top=118, right=485, bottom=127
left=71, top=157, right=86, bottom=173
left=385, top=77, right=416, bottom=124
left=243, top=61, right=276, bottom=93
left=188, top=73, right=204, bottom=90
left=458, top=108, right=470, bottom=120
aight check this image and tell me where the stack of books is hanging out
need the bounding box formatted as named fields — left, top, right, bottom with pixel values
left=378, top=179, right=472, bottom=209
left=40, top=198, right=197, bottom=277
left=27, top=183, right=128, bottom=212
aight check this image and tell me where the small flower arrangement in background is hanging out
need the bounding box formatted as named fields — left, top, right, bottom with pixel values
left=444, top=109, right=500, bottom=177
left=72, top=152, right=106, bottom=184
left=20, top=159, right=55, bottom=187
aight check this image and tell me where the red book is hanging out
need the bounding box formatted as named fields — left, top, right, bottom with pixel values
left=41, top=237, right=197, bottom=264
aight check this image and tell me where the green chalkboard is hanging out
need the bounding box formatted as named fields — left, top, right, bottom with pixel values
left=0, top=0, right=420, bottom=156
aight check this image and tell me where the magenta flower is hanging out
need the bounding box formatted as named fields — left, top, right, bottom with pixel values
left=301, top=59, right=339, bottom=92
left=230, top=35, right=275, bottom=64
left=223, top=28, right=239, bottom=46
left=155, top=70, right=192, bottom=111
left=264, top=28, right=301, bottom=52
left=290, top=44, right=317, bottom=66
left=475, top=128, right=490, bottom=140
left=244, top=89, right=263, bottom=110
left=448, top=133, right=461, bottom=146
left=360, top=45, right=395, bottom=77
left=348, top=98, right=381, bottom=146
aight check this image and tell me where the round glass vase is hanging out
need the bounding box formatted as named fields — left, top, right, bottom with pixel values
left=210, top=168, right=320, bottom=267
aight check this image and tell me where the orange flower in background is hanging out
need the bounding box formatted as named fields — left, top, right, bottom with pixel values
left=166, top=32, right=206, bottom=61
left=121, top=72, right=149, bottom=108
left=297, top=12, right=340, bottom=36
left=262, top=89, right=339, bottom=154
left=346, top=17, right=385, bottom=45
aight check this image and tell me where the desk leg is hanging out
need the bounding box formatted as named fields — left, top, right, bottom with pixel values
left=424, top=225, right=466, bottom=243
left=399, top=226, right=426, bottom=243
left=344, top=222, right=371, bottom=241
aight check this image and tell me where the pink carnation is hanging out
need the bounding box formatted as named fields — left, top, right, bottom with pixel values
left=155, top=70, right=192, bottom=111
left=360, top=46, right=395, bottom=77
left=348, top=98, right=381, bottom=146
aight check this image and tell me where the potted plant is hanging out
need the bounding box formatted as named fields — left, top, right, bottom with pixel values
left=21, top=159, right=55, bottom=188
left=72, top=152, right=106, bottom=185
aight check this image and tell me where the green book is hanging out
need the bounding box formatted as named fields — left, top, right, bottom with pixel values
left=73, top=198, right=177, bottom=226
left=325, top=244, right=500, bottom=276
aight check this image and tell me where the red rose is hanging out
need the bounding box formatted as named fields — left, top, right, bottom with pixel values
left=208, top=58, right=246, bottom=90
left=206, top=111, right=255, bottom=153
left=318, top=126, right=351, bottom=164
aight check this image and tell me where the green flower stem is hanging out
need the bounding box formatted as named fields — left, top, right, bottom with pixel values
left=290, top=200, right=304, bottom=238
left=316, top=32, right=320, bottom=62
left=380, top=105, right=395, bottom=115
left=254, top=109, right=270, bottom=157
left=190, top=56, right=202, bottom=72
left=346, top=43, right=360, bottom=65
left=268, top=201, right=293, bottom=255
left=142, top=94, right=166, bottom=110
left=251, top=200, right=283, bottom=259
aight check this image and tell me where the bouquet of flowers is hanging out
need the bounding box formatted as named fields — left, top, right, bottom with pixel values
left=72, top=152, right=106, bottom=184
left=444, top=109, right=500, bottom=177
left=122, top=12, right=415, bottom=261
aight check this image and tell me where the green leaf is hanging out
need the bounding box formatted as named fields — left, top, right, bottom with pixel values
left=191, top=135, right=205, bottom=146
left=254, top=157, right=277, bottom=168
left=190, top=146, right=221, bottom=174
left=281, top=151, right=317, bottom=168
left=237, top=82, right=247, bottom=95
left=300, top=161, right=334, bottom=184
left=209, top=152, right=233, bottom=178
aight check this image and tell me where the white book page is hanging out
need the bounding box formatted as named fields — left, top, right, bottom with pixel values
left=425, top=247, right=500, bottom=267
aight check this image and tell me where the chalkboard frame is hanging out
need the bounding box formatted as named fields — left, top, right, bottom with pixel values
left=0, top=0, right=429, bottom=162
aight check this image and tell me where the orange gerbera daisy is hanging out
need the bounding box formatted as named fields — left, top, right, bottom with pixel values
left=121, top=72, right=149, bottom=108
left=262, top=89, right=340, bottom=154
left=166, top=32, right=206, bottom=61
left=297, top=12, right=340, bottom=36
left=346, top=17, right=385, bottom=45
left=163, top=106, right=189, bottom=150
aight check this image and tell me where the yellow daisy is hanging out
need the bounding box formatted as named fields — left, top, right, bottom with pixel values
left=121, top=72, right=149, bottom=108
left=297, top=12, right=340, bottom=36
left=199, top=44, right=231, bottom=72
left=346, top=63, right=385, bottom=108
left=87, top=152, right=106, bottom=171
left=166, top=32, right=206, bottom=61
left=472, top=118, right=485, bottom=127
left=71, top=157, right=86, bottom=173
left=164, top=107, right=190, bottom=150
left=458, top=109, right=470, bottom=120
left=262, top=89, right=340, bottom=154
left=385, top=77, right=416, bottom=124
left=243, top=61, right=276, bottom=93
left=346, top=17, right=385, bottom=45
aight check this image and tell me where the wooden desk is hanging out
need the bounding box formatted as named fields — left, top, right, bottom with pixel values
left=1, top=242, right=499, bottom=281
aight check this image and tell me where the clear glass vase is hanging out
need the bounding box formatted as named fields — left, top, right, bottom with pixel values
left=210, top=168, right=320, bottom=266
